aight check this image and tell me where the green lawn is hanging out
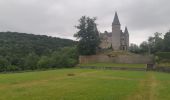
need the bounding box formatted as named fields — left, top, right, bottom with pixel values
left=78, top=63, right=146, bottom=68
left=0, top=69, right=170, bottom=100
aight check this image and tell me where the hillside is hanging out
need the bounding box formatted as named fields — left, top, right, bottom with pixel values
left=0, top=32, right=77, bottom=71
left=0, top=32, right=76, bottom=56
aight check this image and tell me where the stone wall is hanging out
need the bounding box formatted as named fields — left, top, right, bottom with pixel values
left=79, top=54, right=154, bottom=64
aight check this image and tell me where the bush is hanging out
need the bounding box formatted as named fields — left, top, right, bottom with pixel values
left=6, top=65, right=21, bottom=71
left=50, top=47, right=78, bottom=68
left=0, top=57, right=10, bottom=72
left=37, top=56, right=53, bottom=69
left=156, top=52, right=170, bottom=60
left=24, top=53, right=39, bottom=70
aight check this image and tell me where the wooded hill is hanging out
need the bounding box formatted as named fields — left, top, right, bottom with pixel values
left=0, top=32, right=77, bottom=71
left=0, top=32, right=76, bottom=56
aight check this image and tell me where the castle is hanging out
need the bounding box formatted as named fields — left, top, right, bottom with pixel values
left=100, top=12, right=129, bottom=51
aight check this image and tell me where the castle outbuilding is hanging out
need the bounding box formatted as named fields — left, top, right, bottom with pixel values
left=100, top=12, right=129, bottom=51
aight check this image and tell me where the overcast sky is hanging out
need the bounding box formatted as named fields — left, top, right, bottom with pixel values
left=0, top=0, right=170, bottom=44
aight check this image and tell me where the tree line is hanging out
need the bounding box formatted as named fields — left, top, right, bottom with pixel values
left=0, top=32, right=78, bottom=72
left=129, top=31, right=170, bottom=54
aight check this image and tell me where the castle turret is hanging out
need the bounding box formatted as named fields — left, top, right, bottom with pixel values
left=112, top=12, right=120, bottom=25
left=112, top=12, right=121, bottom=50
left=124, top=27, right=129, bottom=34
left=124, top=27, right=129, bottom=50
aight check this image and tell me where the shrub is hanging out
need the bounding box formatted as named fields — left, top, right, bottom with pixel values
left=37, top=56, right=53, bottom=69
left=156, top=52, right=170, bottom=60
left=6, top=65, right=21, bottom=71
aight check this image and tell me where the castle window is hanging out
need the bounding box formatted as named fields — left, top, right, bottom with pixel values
left=122, top=46, right=126, bottom=50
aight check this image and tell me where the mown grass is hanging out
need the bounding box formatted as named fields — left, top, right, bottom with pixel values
left=78, top=63, right=146, bottom=68
left=0, top=69, right=170, bottom=100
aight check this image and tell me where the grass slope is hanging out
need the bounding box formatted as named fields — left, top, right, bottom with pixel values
left=0, top=69, right=169, bottom=100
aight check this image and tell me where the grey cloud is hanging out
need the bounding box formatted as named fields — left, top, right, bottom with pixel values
left=0, top=0, right=169, bottom=44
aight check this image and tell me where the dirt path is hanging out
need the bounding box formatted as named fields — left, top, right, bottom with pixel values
left=148, top=73, right=158, bottom=100
left=128, top=72, right=158, bottom=100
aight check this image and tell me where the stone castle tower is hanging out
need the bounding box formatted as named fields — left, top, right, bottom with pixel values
left=100, top=12, right=129, bottom=51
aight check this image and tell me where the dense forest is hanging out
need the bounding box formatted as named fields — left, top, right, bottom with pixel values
left=0, top=32, right=78, bottom=72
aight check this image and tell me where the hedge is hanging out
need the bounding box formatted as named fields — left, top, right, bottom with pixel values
left=156, top=52, right=170, bottom=59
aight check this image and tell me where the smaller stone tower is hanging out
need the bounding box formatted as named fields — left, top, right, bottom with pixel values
left=120, top=27, right=129, bottom=51
left=124, top=27, right=129, bottom=49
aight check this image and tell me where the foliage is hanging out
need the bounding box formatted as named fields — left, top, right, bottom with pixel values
left=129, top=43, right=141, bottom=54
left=37, top=56, right=53, bottom=69
left=24, top=53, right=39, bottom=70
left=0, top=32, right=77, bottom=72
left=130, top=32, right=167, bottom=54
left=37, top=47, right=78, bottom=69
left=0, top=56, right=10, bottom=71
left=74, top=16, right=100, bottom=55
left=147, top=32, right=164, bottom=53
left=155, top=52, right=170, bottom=60
left=50, top=47, right=78, bottom=68
left=164, top=31, right=170, bottom=51
left=139, top=41, right=149, bottom=54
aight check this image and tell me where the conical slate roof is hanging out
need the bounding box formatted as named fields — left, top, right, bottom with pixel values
left=112, top=12, right=120, bottom=25
left=124, top=27, right=129, bottom=34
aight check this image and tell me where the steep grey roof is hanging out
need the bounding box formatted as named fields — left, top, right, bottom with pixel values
left=112, top=12, right=120, bottom=25
left=100, top=32, right=112, bottom=37
left=124, top=27, right=129, bottom=34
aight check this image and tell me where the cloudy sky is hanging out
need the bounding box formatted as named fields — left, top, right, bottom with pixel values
left=0, top=0, right=170, bottom=44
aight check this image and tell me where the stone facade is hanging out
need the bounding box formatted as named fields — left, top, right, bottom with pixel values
left=100, top=12, right=129, bottom=51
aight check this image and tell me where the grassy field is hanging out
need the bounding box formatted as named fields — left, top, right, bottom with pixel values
left=0, top=69, right=170, bottom=100
left=78, top=63, right=146, bottom=68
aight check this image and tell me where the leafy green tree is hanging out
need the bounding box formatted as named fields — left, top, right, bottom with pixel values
left=6, top=65, right=20, bottom=71
left=37, top=56, right=52, bottom=69
left=148, top=32, right=163, bottom=53
left=140, top=41, right=149, bottom=54
left=164, top=31, right=170, bottom=51
left=154, top=32, right=163, bottom=52
left=0, top=56, right=10, bottom=72
left=129, top=43, right=140, bottom=53
left=74, top=16, right=100, bottom=55
left=51, top=47, right=78, bottom=67
left=24, top=53, right=39, bottom=70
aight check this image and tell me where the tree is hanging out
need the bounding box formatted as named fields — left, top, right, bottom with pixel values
left=164, top=31, right=170, bottom=51
left=74, top=16, right=100, bottom=55
left=24, top=53, right=39, bottom=70
left=50, top=47, right=78, bottom=68
left=37, top=56, right=52, bottom=69
left=140, top=41, right=149, bottom=54
left=0, top=56, right=10, bottom=72
left=154, top=32, right=163, bottom=52
left=129, top=43, right=140, bottom=53
left=148, top=32, right=163, bottom=53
